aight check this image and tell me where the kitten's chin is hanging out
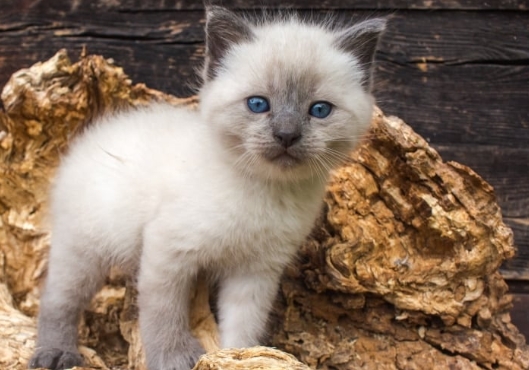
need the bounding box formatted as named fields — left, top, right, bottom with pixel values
left=268, top=152, right=301, bottom=169
left=243, top=153, right=319, bottom=183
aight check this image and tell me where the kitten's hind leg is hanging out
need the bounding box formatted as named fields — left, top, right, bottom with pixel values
left=29, top=239, right=107, bottom=370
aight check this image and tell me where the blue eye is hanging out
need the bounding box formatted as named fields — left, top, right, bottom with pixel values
left=247, top=96, right=270, bottom=113
left=309, top=101, right=333, bottom=118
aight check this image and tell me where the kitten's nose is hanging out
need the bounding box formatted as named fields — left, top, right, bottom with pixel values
left=274, top=130, right=301, bottom=148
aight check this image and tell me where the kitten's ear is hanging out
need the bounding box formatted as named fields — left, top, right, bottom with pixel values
left=335, top=18, right=387, bottom=88
left=203, top=6, right=254, bottom=81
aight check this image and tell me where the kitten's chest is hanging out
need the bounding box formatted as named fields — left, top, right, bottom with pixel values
left=199, top=179, right=324, bottom=268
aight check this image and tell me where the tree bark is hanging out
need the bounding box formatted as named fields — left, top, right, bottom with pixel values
left=0, top=50, right=527, bottom=369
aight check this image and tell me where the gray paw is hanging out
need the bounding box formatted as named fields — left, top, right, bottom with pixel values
left=146, top=338, right=205, bottom=370
left=29, top=348, right=83, bottom=369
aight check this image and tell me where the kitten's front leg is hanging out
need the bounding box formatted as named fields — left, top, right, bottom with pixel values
left=217, top=269, right=282, bottom=348
left=138, top=226, right=205, bottom=370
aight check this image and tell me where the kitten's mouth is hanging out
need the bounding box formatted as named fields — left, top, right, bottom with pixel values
left=268, top=150, right=301, bottom=168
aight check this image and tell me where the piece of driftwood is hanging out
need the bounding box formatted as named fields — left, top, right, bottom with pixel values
left=193, top=347, right=311, bottom=370
left=0, top=50, right=528, bottom=369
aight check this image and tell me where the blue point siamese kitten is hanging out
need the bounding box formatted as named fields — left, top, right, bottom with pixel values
left=29, top=6, right=385, bottom=370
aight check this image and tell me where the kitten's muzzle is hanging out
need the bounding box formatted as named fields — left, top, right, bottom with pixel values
left=271, top=111, right=304, bottom=149
left=264, top=140, right=304, bottom=168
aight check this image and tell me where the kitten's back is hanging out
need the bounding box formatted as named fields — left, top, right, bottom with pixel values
left=50, top=105, right=208, bottom=263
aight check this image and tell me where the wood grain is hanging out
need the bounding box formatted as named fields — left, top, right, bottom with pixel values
left=375, top=62, right=529, bottom=147
left=502, top=219, right=529, bottom=279
left=3, top=0, right=528, bottom=11
left=510, top=294, right=529, bottom=340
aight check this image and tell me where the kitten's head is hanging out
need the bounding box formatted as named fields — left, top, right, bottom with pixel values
left=199, top=6, right=386, bottom=183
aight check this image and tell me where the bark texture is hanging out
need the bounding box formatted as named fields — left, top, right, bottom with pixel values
left=0, top=50, right=527, bottom=370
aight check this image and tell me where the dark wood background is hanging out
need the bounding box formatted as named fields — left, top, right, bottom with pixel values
left=1, top=0, right=528, bottom=336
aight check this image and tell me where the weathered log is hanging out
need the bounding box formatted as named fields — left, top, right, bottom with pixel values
left=193, top=347, right=311, bottom=370
left=0, top=50, right=527, bottom=370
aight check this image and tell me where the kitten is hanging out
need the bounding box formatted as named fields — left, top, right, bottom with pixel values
left=29, top=6, right=385, bottom=370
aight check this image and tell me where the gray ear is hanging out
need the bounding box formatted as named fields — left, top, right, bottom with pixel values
left=334, top=18, right=387, bottom=88
left=204, top=6, right=254, bottom=81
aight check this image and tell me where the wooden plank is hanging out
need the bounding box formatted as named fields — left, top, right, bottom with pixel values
left=379, top=11, right=529, bottom=63
left=0, top=10, right=206, bottom=96
left=0, top=42, right=202, bottom=98
left=374, top=62, right=529, bottom=148
left=502, top=219, right=529, bottom=279
left=113, top=0, right=529, bottom=10
left=370, top=11, right=529, bottom=147
left=2, top=10, right=529, bottom=97
left=510, top=293, right=529, bottom=340
left=3, top=0, right=527, bottom=11
left=508, top=280, right=529, bottom=293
